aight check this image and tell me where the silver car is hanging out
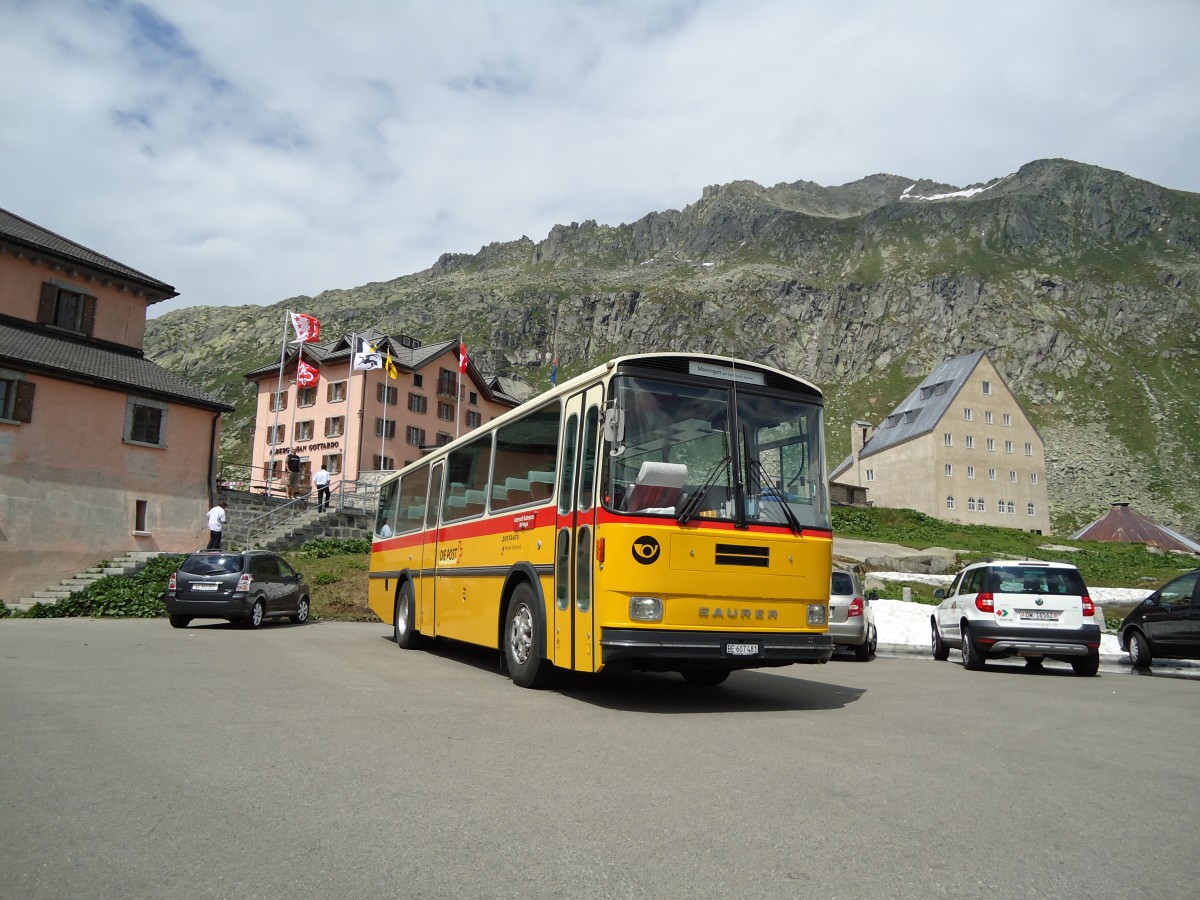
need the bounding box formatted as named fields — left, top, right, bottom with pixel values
left=829, top=569, right=878, bottom=661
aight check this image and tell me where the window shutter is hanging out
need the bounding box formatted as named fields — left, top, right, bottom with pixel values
left=80, top=294, right=97, bottom=337
left=38, top=283, right=56, bottom=325
left=14, top=381, right=36, bottom=422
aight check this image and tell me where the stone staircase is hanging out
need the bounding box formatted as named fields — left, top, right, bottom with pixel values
left=8, top=551, right=176, bottom=613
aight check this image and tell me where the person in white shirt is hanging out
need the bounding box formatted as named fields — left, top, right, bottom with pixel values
left=206, top=503, right=226, bottom=550
left=314, top=465, right=332, bottom=511
left=378, top=519, right=393, bottom=539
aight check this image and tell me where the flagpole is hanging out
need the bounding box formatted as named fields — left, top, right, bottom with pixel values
left=268, top=307, right=290, bottom=497
left=344, top=333, right=356, bottom=484
left=455, top=334, right=462, bottom=441
left=380, top=352, right=387, bottom=469
left=288, top=345, right=300, bottom=497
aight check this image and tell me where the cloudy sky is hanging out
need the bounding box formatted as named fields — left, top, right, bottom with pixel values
left=3, top=1, right=1197, bottom=316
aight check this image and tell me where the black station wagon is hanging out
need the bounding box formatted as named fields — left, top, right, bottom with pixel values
left=166, top=550, right=310, bottom=629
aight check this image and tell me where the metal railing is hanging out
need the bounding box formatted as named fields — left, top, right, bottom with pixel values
left=218, top=465, right=381, bottom=546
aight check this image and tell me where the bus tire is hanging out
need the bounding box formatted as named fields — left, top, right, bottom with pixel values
left=505, top=583, right=552, bottom=689
left=394, top=581, right=422, bottom=650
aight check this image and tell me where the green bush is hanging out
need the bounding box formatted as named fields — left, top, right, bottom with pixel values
left=297, top=538, right=372, bottom=558
left=22, top=555, right=184, bottom=619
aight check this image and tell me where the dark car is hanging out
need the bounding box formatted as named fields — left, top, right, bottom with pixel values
left=1117, top=569, right=1200, bottom=668
left=166, top=550, right=310, bottom=629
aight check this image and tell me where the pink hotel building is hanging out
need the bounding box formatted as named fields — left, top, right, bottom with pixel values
left=246, top=330, right=520, bottom=493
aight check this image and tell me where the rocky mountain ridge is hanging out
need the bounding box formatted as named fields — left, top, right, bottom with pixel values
left=145, top=158, right=1200, bottom=536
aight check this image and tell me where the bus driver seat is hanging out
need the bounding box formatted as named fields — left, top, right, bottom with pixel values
left=627, top=461, right=688, bottom=513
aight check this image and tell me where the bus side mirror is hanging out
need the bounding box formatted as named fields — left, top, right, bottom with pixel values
left=603, top=407, right=625, bottom=456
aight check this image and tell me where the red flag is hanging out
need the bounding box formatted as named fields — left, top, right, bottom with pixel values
left=290, top=312, right=321, bottom=343
left=458, top=340, right=469, bottom=374
left=296, top=358, right=320, bottom=388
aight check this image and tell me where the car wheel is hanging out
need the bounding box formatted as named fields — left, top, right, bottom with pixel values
left=394, top=582, right=422, bottom=649
left=1128, top=630, right=1152, bottom=668
left=855, top=625, right=876, bottom=661
left=169, top=614, right=191, bottom=629
left=244, top=598, right=265, bottom=629
left=931, top=619, right=950, bottom=661
left=290, top=596, right=310, bottom=625
left=680, top=668, right=731, bottom=687
left=1071, top=649, right=1100, bottom=677
left=504, top=583, right=552, bottom=689
left=961, top=624, right=986, bottom=670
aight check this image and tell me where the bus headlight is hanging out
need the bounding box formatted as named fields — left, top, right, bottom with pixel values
left=807, top=604, right=827, bottom=626
left=630, top=596, right=663, bottom=622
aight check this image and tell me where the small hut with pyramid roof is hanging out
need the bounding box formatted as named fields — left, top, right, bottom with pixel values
left=1071, top=502, right=1200, bottom=555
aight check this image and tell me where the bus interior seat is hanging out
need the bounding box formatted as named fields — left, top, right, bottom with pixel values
left=528, top=470, right=555, bottom=500
left=491, top=484, right=510, bottom=508
left=505, top=476, right=532, bottom=506
left=628, top=461, right=688, bottom=512
left=464, top=489, right=486, bottom=517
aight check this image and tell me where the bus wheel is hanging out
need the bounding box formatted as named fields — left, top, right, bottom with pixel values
left=394, top=582, right=422, bottom=650
left=681, top=668, right=730, bottom=687
left=505, top=584, right=551, bottom=689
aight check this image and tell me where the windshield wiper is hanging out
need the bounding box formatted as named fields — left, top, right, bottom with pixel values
left=677, top=456, right=730, bottom=525
left=747, top=458, right=803, bottom=534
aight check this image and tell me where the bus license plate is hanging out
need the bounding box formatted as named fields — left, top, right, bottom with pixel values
left=725, top=642, right=760, bottom=657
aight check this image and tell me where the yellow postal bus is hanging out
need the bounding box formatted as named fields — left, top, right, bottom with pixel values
left=368, top=353, right=833, bottom=687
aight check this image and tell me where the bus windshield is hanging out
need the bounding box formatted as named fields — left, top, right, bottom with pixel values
left=604, top=374, right=829, bottom=530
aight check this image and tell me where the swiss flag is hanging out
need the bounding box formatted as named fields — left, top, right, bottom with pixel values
left=458, top=340, right=469, bottom=374
left=296, top=358, right=320, bottom=388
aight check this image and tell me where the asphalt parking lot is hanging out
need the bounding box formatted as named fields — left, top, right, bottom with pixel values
left=2, top=619, right=1197, bottom=900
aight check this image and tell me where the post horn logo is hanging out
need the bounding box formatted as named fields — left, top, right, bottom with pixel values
left=632, top=536, right=661, bottom=565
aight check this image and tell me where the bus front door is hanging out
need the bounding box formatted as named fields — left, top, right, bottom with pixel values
left=553, top=387, right=602, bottom=672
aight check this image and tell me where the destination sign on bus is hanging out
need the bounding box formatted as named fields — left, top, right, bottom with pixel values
left=688, top=361, right=765, bottom=385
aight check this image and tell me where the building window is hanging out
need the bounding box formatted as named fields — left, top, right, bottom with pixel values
left=375, top=418, right=396, bottom=439
left=1025, top=442, right=1033, bottom=456
left=267, top=424, right=285, bottom=445
left=405, top=425, right=425, bottom=446
left=270, top=391, right=288, bottom=412
left=1009, top=470, right=1017, bottom=482
left=1028, top=502, right=1036, bottom=516
left=944, top=433, right=953, bottom=446
left=377, top=384, right=398, bottom=406
left=944, top=464, right=953, bottom=477
left=986, top=438, right=995, bottom=452
left=322, top=453, right=342, bottom=475
left=408, top=393, right=427, bottom=414
left=1007, top=500, right=1016, bottom=514
left=298, top=387, right=317, bottom=407
left=967, top=497, right=976, bottom=511
left=325, top=416, right=344, bottom=437
left=966, top=465, right=975, bottom=479
left=469, top=391, right=478, bottom=405
left=1004, top=440, right=1013, bottom=454
left=437, top=369, right=457, bottom=397
left=437, top=401, right=454, bottom=421
left=263, top=459, right=283, bottom=481
left=135, top=499, right=148, bottom=533
left=125, top=397, right=167, bottom=447
left=466, top=410, right=482, bottom=428
left=413, top=373, right=424, bottom=388
left=988, top=468, right=996, bottom=481
left=963, top=407, right=973, bottom=421
left=373, top=455, right=395, bottom=470
left=295, top=420, right=314, bottom=442
left=38, top=282, right=96, bottom=336
left=965, top=435, right=974, bottom=449
left=0, top=375, right=35, bottom=423
left=865, top=469, right=875, bottom=482
left=984, top=411, right=993, bottom=424
left=1030, top=472, right=1038, bottom=485
left=977, top=498, right=987, bottom=513
left=1003, top=414, right=1012, bottom=426
left=982, top=381, right=992, bottom=395
left=946, top=495, right=955, bottom=509
left=327, top=381, right=346, bottom=403
left=436, top=432, right=452, bottom=446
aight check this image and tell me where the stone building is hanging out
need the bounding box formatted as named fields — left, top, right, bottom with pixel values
left=0, top=207, right=231, bottom=604
left=830, top=351, right=1051, bottom=533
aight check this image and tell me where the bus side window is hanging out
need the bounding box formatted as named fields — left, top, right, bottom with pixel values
left=558, top=415, right=578, bottom=515
left=443, top=435, right=492, bottom=522
left=492, top=405, right=560, bottom=511
left=395, top=466, right=430, bottom=534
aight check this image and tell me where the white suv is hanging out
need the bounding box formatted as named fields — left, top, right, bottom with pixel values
left=932, top=560, right=1101, bottom=676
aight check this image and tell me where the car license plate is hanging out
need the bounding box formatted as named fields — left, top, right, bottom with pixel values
left=192, top=583, right=219, bottom=592
left=725, top=642, right=760, bottom=657
left=1018, top=609, right=1059, bottom=621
